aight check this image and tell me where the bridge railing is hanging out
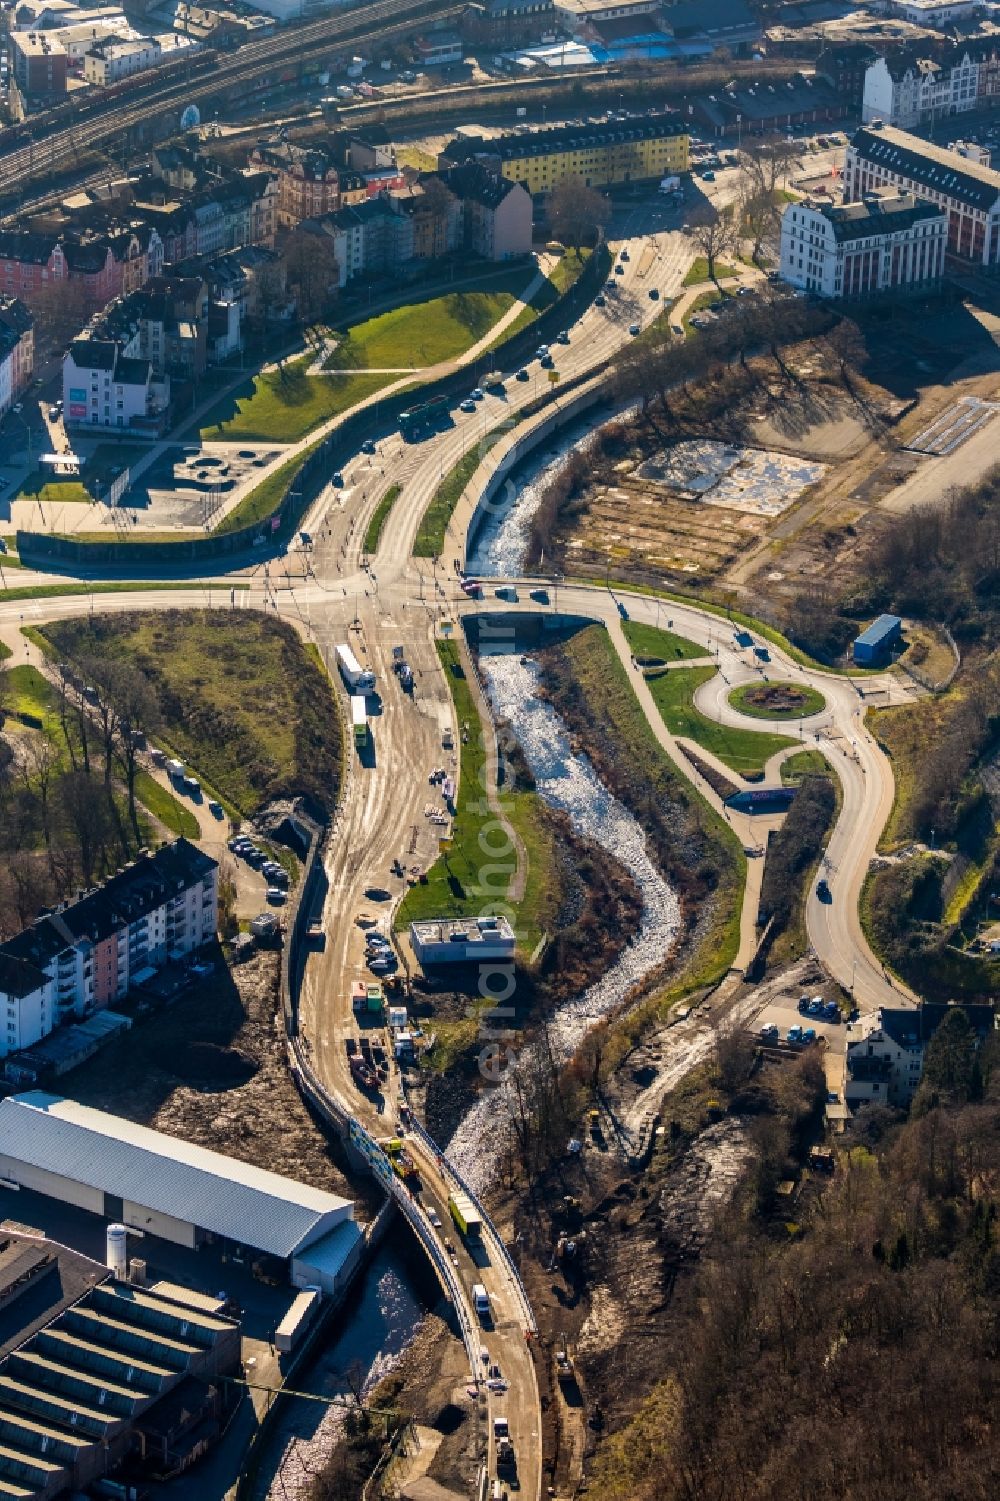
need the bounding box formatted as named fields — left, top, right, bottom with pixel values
left=403, top=1113, right=537, bottom=1335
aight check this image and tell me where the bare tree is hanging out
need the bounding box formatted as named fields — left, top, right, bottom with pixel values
left=688, top=203, right=738, bottom=284
left=57, top=769, right=115, bottom=886
left=16, top=735, right=59, bottom=859
left=284, top=229, right=340, bottom=330
left=546, top=175, right=611, bottom=253
left=111, top=665, right=159, bottom=838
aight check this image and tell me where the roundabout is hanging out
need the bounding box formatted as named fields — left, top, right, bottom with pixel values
left=728, top=679, right=827, bottom=720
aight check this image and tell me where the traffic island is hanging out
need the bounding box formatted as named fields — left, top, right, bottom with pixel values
left=728, top=681, right=826, bottom=720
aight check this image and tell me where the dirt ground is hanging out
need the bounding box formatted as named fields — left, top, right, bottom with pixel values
left=551, top=293, right=1000, bottom=621
left=61, top=949, right=379, bottom=1218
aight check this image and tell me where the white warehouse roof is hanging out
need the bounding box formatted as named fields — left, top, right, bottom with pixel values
left=0, top=1092, right=353, bottom=1259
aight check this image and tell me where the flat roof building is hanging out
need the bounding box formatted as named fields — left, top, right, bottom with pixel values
left=440, top=114, right=689, bottom=194
left=0, top=1093, right=358, bottom=1284
left=410, top=915, right=516, bottom=965
left=853, top=612, right=902, bottom=663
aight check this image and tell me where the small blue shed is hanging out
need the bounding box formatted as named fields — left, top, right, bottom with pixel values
left=853, top=613, right=902, bottom=665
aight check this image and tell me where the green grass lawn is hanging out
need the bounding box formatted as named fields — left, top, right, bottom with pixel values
left=40, top=611, right=343, bottom=819
left=363, top=483, right=402, bottom=555
left=327, top=275, right=535, bottom=370
left=199, top=358, right=395, bottom=443
left=1, top=581, right=249, bottom=603
left=682, top=289, right=726, bottom=334
left=16, top=477, right=92, bottom=506
left=729, top=680, right=826, bottom=720
left=413, top=422, right=513, bottom=558
left=637, top=634, right=796, bottom=777
left=213, top=445, right=318, bottom=536
left=486, top=248, right=591, bottom=347
left=682, top=257, right=738, bottom=286
left=133, top=769, right=199, bottom=838
left=396, top=640, right=558, bottom=954
left=780, top=749, right=830, bottom=784
left=623, top=619, right=706, bottom=662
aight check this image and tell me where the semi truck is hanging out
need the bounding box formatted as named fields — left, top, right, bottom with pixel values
left=448, top=1191, right=483, bottom=1240
left=351, top=694, right=368, bottom=747
left=336, top=643, right=376, bottom=694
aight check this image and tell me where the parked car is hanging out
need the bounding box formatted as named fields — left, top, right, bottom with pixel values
left=515, top=368, right=530, bottom=381
left=470, top=387, right=485, bottom=401
left=208, top=800, right=224, bottom=818
left=361, top=438, right=376, bottom=454
left=594, top=294, right=606, bottom=307
left=628, top=323, right=641, bottom=336
left=787, top=1025, right=803, bottom=1043
left=648, top=287, right=660, bottom=300
left=266, top=887, right=287, bottom=905
left=802, top=1027, right=817, bottom=1043
left=620, top=248, right=630, bottom=262
left=759, top=1023, right=779, bottom=1041
left=539, top=353, right=554, bottom=369
left=614, top=263, right=625, bottom=275
left=459, top=399, right=477, bottom=413
left=556, top=330, right=570, bottom=344
left=333, top=472, right=345, bottom=487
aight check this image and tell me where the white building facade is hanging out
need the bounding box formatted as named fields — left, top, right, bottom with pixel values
left=780, top=190, right=948, bottom=297
left=862, top=51, right=980, bottom=128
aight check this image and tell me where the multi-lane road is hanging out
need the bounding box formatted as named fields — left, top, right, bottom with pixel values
left=0, top=211, right=918, bottom=1496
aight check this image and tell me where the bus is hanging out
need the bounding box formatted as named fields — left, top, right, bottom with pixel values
left=351, top=694, right=368, bottom=747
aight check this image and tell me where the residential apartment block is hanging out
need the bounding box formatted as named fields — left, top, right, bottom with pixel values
left=779, top=190, right=947, bottom=297
left=845, top=1002, right=995, bottom=1111
left=0, top=296, right=34, bottom=416
left=0, top=840, right=218, bottom=1060
left=845, top=123, right=1000, bottom=264
left=0, top=225, right=163, bottom=319
left=862, top=47, right=991, bottom=128
left=249, top=138, right=343, bottom=228
left=63, top=333, right=167, bottom=432
left=439, top=115, right=690, bottom=194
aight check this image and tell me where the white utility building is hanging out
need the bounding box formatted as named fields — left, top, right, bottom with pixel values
left=410, top=915, right=516, bottom=965
left=0, top=1092, right=361, bottom=1290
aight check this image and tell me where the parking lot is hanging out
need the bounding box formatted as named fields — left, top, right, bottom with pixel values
left=752, top=987, right=851, bottom=1103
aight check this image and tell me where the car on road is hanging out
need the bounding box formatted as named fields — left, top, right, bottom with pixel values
left=48, top=405, right=60, bottom=421
left=459, top=399, right=477, bottom=413
left=594, top=294, right=606, bottom=307
left=628, top=323, right=641, bottom=335
left=817, top=877, right=831, bottom=901
left=648, top=287, right=660, bottom=300
left=515, top=367, right=530, bottom=381
left=361, top=438, right=376, bottom=454
left=208, top=800, right=223, bottom=818
left=428, top=1209, right=442, bottom=1228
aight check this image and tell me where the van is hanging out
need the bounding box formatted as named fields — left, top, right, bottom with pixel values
left=472, top=1284, right=490, bottom=1320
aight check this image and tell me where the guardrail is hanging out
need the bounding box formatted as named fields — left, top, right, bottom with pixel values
left=403, top=1113, right=537, bottom=1336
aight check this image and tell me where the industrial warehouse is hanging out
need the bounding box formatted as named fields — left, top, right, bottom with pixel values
left=0, top=1092, right=361, bottom=1292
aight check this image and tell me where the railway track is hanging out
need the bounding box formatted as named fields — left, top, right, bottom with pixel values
left=0, top=0, right=460, bottom=191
